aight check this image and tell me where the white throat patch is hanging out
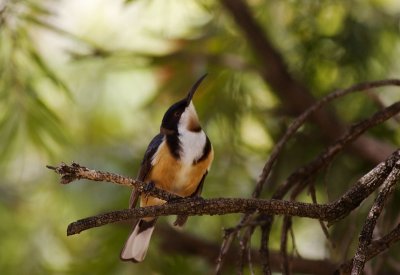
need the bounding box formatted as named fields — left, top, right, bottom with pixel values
left=178, top=102, right=206, bottom=164
left=179, top=129, right=206, bottom=164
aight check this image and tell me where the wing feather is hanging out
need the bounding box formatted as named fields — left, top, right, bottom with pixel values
left=129, top=134, right=164, bottom=208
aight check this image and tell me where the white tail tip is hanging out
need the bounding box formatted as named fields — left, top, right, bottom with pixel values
left=120, top=221, right=155, bottom=262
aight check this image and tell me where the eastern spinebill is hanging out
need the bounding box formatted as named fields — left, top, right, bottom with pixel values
left=120, top=74, right=213, bottom=262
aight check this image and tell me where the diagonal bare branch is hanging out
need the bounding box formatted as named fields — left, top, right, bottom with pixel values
left=255, top=80, right=400, bottom=200
left=339, top=221, right=400, bottom=274
left=351, top=160, right=400, bottom=275
left=274, top=101, right=400, bottom=201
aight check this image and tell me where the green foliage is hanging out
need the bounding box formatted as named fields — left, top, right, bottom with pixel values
left=1, top=0, right=400, bottom=274
left=0, top=0, right=71, bottom=160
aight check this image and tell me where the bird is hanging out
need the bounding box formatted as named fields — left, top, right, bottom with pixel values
left=120, top=74, right=213, bottom=262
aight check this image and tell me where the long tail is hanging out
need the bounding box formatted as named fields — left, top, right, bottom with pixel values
left=120, top=218, right=156, bottom=262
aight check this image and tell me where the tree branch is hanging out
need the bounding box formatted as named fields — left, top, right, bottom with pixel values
left=66, top=198, right=329, bottom=235
left=351, top=160, right=400, bottom=275
left=253, top=79, right=400, bottom=199
left=338, top=221, right=400, bottom=274
left=46, top=162, right=180, bottom=201
left=219, top=0, right=395, bottom=165
left=48, top=149, right=399, bottom=237
left=274, top=101, right=400, bottom=201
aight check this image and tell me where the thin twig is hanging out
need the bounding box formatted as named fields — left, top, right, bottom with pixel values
left=309, top=184, right=331, bottom=241
left=237, top=226, right=255, bottom=275
left=281, top=216, right=292, bottom=275
left=247, top=236, right=255, bottom=275
left=237, top=228, right=250, bottom=275
left=215, top=214, right=255, bottom=274
left=254, top=83, right=400, bottom=199
left=289, top=226, right=300, bottom=259
left=215, top=230, right=235, bottom=275
left=274, top=101, right=400, bottom=201
left=338, top=221, right=400, bottom=274
left=351, top=160, right=400, bottom=275
left=260, top=217, right=272, bottom=275
left=47, top=162, right=180, bottom=202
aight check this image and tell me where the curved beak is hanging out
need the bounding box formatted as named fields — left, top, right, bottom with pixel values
left=186, top=73, right=207, bottom=106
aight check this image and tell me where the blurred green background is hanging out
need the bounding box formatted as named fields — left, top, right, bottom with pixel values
left=1, top=0, right=400, bottom=274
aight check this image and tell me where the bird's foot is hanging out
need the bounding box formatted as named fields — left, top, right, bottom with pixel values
left=143, top=181, right=155, bottom=194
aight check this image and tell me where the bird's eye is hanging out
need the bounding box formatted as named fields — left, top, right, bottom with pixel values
left=174, top=111, right=180, bottom=117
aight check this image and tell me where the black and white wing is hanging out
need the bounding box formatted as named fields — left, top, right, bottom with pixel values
left=129, top=133, right=164, bottom=208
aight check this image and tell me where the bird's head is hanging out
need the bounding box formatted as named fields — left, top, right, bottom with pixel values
left=160, top=74, right=207, bottom=135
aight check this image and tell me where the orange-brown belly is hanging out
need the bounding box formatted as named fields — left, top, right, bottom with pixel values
left=140, top=141, right=213, bottom=208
